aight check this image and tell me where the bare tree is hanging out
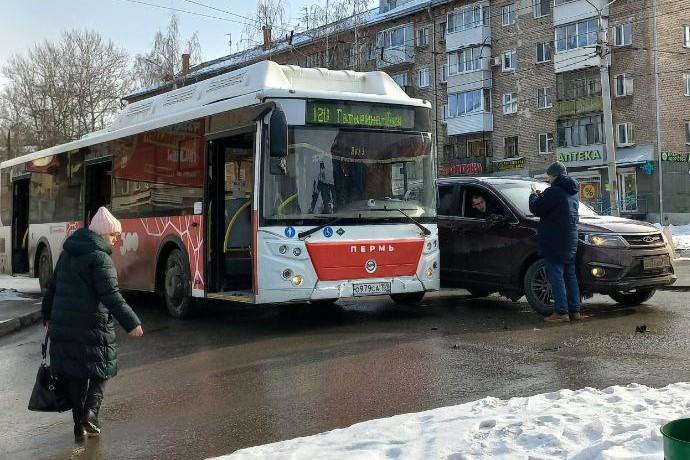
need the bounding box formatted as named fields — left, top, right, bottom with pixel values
left=237, top=0, right=288, bottom=53
left=132, top=14, right=203, bottom=89
left=298, top=0, right=373, bottom=70
left=0, top=30, right=132, bottom=153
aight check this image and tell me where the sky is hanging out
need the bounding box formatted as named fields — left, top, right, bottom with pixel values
left=0, top=0, right=375, bottom=86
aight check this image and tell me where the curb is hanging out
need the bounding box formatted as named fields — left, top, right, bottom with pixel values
left=0, top=310, right=42, bottom=338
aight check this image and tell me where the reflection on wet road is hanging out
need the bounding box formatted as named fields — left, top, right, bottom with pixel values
left=1, top=290, right=689, bottom=459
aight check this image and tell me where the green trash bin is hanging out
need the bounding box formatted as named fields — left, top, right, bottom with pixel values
left=661, top=418, right=690, bottom=459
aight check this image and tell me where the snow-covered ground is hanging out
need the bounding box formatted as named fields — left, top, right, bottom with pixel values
left=0, top=275, right=40, bottom=295
left=669, top=224, right=690, bottom=251
left=214, top=383, right=690, bottom=460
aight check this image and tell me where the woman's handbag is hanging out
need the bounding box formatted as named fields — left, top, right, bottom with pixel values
left=28, top=331, right=71, bottom=412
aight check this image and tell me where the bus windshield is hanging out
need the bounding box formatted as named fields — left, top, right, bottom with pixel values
left=263, top=127, right=436, bottom=223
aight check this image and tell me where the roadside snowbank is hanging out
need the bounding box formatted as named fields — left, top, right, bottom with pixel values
left=215, top=382, right=690, bottom=460
left=0, top=275, right=40, bottom=295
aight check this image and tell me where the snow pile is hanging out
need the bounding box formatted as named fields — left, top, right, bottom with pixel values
left=0, top=275, right=40, bottom=296
left=215, top=383, right=690, bottom=460
left=670, top=224, right=690, bottom=251
left=0, top=289, right=32, bottom=301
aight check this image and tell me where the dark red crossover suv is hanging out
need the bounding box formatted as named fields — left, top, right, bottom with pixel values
left=438, top=177, right=676, bottom=314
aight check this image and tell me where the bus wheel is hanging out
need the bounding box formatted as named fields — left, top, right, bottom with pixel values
left=37, top=246, right=53, bottom=295
left=390, top=291, right=425, bottom=305
left=163, top=249, right=192, bottom=319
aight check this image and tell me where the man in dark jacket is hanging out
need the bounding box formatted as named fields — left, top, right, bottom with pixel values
left=529, top=162, right=581, bottom=323
left=42, top=207, right=143, bottom=441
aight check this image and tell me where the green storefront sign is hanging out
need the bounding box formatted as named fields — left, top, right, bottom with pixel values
left=558, top=150, right=602, bottom=163
left=661, top=151, right=690, bottom=162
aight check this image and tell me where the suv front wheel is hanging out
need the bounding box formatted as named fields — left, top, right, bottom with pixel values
left=523, top=259, right=554, bottom=316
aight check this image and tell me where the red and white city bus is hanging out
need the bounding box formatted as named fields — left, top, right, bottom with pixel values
left=0, top=61, right=439, bottom=318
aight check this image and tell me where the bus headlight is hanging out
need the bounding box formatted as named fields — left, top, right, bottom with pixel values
left=292, top=275, right=304, bottom=286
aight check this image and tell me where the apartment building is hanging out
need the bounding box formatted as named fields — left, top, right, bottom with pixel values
left=124, top=0, right=690, bottom=222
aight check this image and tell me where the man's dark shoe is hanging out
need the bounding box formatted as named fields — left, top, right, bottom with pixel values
left=569, top=312, right=582, bottom=321
left=82, top=408, right=101, bottom=435
left=74, top=424, right=86, bottom=442
left=544, top=313, right=570, bottom=323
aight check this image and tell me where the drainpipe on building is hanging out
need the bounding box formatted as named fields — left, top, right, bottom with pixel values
left=427, top=3, right=439, bottom=177
left=653, top=0, right=665, bottom=224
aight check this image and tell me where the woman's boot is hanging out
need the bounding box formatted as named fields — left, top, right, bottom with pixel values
left=82, top=402, right=101, bottom=435
left=74, top=423, right=86, bottom=442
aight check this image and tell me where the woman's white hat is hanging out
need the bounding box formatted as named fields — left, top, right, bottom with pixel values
left=89, top=207, right=122, bottom=235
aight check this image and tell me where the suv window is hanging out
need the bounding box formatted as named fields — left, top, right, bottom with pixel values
left=438, top=184, right=459, bottom=216
left=463, top=186, right=508, bottom=219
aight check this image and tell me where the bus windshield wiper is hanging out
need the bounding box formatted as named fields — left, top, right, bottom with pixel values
left=354, top=206, right=431, bottom=236
left=298, top=217, right=341, bottom=239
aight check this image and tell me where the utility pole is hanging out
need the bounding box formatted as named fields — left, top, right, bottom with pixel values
left=653, top=0, right=665, bottom=224
left=595, top=0, right=620, bottom=216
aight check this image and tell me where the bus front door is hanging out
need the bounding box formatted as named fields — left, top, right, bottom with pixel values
left=11, top=178, right=30, bottom=274
left=84, top=160, right=112, bottom=225
left=207, top=131, right=255, bottom=296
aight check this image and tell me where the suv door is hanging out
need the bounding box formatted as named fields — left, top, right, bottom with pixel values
left=437, top=183, right=462, bottom=287
left=454, top=185, right=522, bottom=287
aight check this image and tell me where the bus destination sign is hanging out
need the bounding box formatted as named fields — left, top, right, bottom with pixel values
left=306, top=102, right=415, bottom=129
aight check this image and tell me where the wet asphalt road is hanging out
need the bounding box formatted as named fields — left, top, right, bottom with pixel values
left=1, top=289, right=690, bottom=460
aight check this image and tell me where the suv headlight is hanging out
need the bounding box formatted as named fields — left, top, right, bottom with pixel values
left=580, top=233, right=628, bottom=248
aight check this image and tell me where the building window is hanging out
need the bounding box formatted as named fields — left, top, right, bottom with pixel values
left=448, top=47, right=483, bottom=74
left=555, top=18, right=598, bottom=52
left=504, top=136, right=519, bottom=157
left=418, top=68, right=430, bottom=88
left=448, top=4, right=489, bottom=34
left=560, top=72, right=601, bottom=100
left=684, top=74, right=690, bottom=96
left=367, top=42, right=376, bottom=61
left=685, top=121, right=690, bottom=144
left=684, top=25, right=690, bottom=48
left=616, top=122, right=634, bottom=146
left=538, top=87, right=553, bottom=109
left=502, top=4, right=516, bottom=26
left=379, top=25, right=407, bottom=50
left=536, top=41, right=552, bottom=63
left=502, top=49, right=517, bottom=72
left=440, top=22, right=447, bottom=39
left=503, top=93, right=518, bottom=114
left=468, top=139, right=491, bottom=157
left=448, top=89, right=488, bottom=117
left=391, top=73, right=408, bottom=87
left=614, top=74, right=634, bottom=97
left=539, top=133, right=554, bottom=154
left=557, top=115, right=605, bottom=147
left=615, top=22, right=632, bottom=47
left=533, top=0, right=551, bottom=18
left=417, top=27, right=430, bottom=47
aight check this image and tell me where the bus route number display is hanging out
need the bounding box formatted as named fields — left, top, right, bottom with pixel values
left=307, top=102, right=415, bottom=129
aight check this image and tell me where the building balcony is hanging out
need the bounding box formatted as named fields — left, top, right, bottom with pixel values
left=447, top=69, right=492, bottom=92
left=445, top=110, right=493, bottom=136
left=376, top=46, right=415, bottom=69
left=554, top=0, right=607, bottom=26
left=554, top=47, right=601, bottom=73
left=446, top=25, right=491, bottom=52
left=557, top=95, right=603, bottom=118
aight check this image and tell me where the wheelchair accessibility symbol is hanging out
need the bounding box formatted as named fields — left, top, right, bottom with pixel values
left=323, top=227, right=333, bottom=238
left=285, top=226, right=296, bottom=238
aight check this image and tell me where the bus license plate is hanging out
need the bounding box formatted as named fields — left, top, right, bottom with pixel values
left=643, top=255, right=669, bottom=271
left=353, top=282, right=391, bottom=297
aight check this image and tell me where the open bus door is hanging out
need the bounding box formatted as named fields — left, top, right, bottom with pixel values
left=206, top=130, right=256, bottom=298
left=84, top=159, right=112, bottom=226
left=11, top=177, right=30, bottom=274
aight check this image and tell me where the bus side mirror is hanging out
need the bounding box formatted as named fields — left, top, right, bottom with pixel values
left=269, top=109, right=288, bottom=175
left=269, top=109, right=288, bottom=158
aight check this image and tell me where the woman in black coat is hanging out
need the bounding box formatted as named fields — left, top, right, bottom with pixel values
left=42, top=207, right=143, bottom=442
